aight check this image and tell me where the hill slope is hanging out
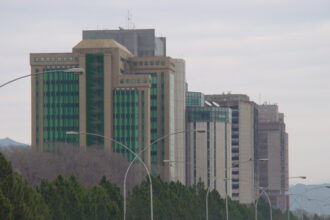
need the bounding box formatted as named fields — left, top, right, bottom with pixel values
left=290, top=184, right=330, bottom=216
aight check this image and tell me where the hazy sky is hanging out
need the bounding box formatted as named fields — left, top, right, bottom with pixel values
left=0, top=0, right=329, bottom=184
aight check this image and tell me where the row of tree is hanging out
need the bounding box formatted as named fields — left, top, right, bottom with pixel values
left=0, top=152, right=328, bottom=220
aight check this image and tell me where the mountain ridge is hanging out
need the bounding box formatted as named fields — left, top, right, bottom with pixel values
left=0, top=137, right=29, bottom=147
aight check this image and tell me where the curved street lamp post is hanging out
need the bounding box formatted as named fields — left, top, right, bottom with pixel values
left=206, top=158, right=260, bottom=220
left=66, top=131, right=153, bottom=220
left=255, top=187, right=273, bottom=220
left=0, top=68, right=84, bottom=89
left=286, top=176, right=307, bottom=220
left=291, top=185, right=330, bottom=220
left=123, top=129, right=205, bottom=220
left=68, top=129, right=205, bottom=220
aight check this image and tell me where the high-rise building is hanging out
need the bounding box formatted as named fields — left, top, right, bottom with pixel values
left=82, top=28, right=186, bottom=183
left=257, top=104, right=289, bottom=211
left=30, top=38, right=185, bottom=182
left=205, top=94, right=259, bottom=204
left=186, top=92, right=232, bottom=198
left=83, top=28, right=166, bottom=57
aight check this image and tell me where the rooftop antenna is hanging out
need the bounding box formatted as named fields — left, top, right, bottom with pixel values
left=126, top=10, right=133, bottom=29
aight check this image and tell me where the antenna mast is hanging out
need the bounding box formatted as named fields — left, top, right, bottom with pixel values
left=126, top=10, right=132, bottom=29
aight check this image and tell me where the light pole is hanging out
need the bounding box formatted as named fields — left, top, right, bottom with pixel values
left=0, top=68, right=84, bottom=88
left=254, top=158, right=270, bottom=220
left=65, top=131, right=153, bottom=220
left=286, top=176, right=307, bottom=220
left=123, top=129, right=205, bottom=220
left=205, top=158, right=256, bottom=220
left=298, top=186, right=330, bottom=220
left=224, top=158, right=257, bottom=220
left=205, top=178, right=216, bottom=220
left=255, top=187, right=273, bottom=220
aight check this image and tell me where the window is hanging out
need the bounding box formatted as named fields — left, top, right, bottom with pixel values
left=232, top=156, right=239, bottom=160
left=232, top=184, right=239, bottom=189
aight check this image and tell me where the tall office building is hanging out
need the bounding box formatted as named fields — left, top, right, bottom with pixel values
left=30, top=38, right=185, bottom=182
left=257, top=104, right=289, bottom=211
left=83, top=28, right=186, bottom=183
left=83, top=28, right=166, bottom=57
left=186, top=92, right=232, bottom=198
left=205, top=94, right=259, bottom=204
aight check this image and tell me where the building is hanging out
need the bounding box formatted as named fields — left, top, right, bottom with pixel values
left=30, top=38, right=185, bottom=183
left=257, top=104, right=289, bottom=211
left=185, top=92, right=232, bottom=198
left=83, top=28, right=186, bottom=183
left=205, top=94, right=259, bottom=204
left=83, top=28, right=166, bottom=57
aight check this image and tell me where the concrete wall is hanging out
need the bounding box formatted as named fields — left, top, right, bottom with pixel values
left=173, top=59, right=186, bottom=184
left=237, top=102, right=256, bottom=204
left=258, top=104, right=289, bottom=211
left=186, top=121, right=232, bottom=198
left=82, top=29, right=166, bottom=57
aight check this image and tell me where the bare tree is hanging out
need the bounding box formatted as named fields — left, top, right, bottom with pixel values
left=2, top=144, right=145, bottom=191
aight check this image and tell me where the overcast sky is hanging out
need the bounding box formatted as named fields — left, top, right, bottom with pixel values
left=0, top=0, right=329, bottom=184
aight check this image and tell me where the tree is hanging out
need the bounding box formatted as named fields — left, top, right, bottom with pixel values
left=0, top=189, right=12, bottom=220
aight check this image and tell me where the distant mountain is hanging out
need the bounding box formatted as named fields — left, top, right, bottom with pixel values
left=0, top=137, right=29, bottom=148
left=290, top=183, right=330, bottom=216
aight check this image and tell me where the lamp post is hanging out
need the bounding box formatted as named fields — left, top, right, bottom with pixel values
left=255, top=187, right=273, bottom=220
left=0, top=68, right=84, bottom=88
left=65, top=131, right=152, bottom=220
left=205, top=177, right=220, bottom=220
left=254, top=158, right=270, bottom=220
left=298, top=186, right=330, bottom=220
left=205, top=158, right=256, bottom=220
left=123, top=129, right=205, bottom=220
left=286, top=176, right=307, bottom=220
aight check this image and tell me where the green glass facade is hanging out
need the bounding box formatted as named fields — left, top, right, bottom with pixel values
left=40, top=67, right=80, bottom=150
left=186, top=92, right=205, bottom=107
left=86, top=54, right=104, bottom=146
left=134, top=72, right=165, bottom=163
left=112, top=89, right=140, bottom=160
left=187, top=106, right=230, bottom=123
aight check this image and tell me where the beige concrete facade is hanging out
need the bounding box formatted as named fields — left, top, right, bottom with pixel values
left=205, top=94, right=259, bottom=204
left=186, top=121, right=232, bottom=198
left=258, top=104, right=289, bottom=211
left=30, top=39, right=185, bottom=183
left=128, top=56, right=180, bottom=181
left=173, top=59, right=186, bottom=184
left=30, top=52, right=80, bottom=151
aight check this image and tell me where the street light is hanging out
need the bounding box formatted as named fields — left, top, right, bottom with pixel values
left=286, top=176, right=307, bottom=220
left=65, top=131, right=153, bottom=220
left=289, top=176, right=307, bottom=180
left=288, top=185, right=330, bottom=220
left=255, top=187, right=273, bottom=220
left=206, top=178, right=217, bottom=220
left=253, top=158, right=270, bottom=220
left=123, top=129, right=205, bottom=220
left=0, top=68, right=84, bottom=88
left=299, top=185, right=330, bottom=220
left=206, top=158, right=257, bottom=220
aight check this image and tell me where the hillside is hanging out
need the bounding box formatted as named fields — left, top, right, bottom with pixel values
left=290, top=184, right=330, bottom=216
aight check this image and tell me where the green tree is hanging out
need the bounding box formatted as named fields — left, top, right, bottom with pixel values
left=99, top=176, right=122, bottom=219
left=0, top=189, right=12, bottom=220
left=85, top=185, right=119, bottom=220
left=1, top=173, right=50, bottom=220
left=38, top=175, right=86, bottom=220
